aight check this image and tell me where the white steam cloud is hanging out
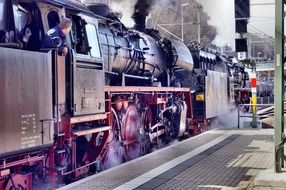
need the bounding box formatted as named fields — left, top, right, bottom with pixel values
left=110, top=0, right=137, bottom=28
left=199, top=0, right=235, bottom=48
left=210, top=106, right=238, bottom=129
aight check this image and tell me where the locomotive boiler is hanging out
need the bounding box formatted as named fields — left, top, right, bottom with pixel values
left=88, top=4, right=194, bottom=87
left=0, top=0, right=244, bottom=189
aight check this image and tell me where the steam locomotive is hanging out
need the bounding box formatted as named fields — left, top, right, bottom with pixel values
left=0, top=0, right=246, bottom=189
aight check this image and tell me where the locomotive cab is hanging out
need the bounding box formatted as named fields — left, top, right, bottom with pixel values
left=38, top=0, right=105, bottom=117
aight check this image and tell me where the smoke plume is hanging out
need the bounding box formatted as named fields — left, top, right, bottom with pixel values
left=134, top=0, right=155, bottom=17
left=110, top=0, right=175, bottom=28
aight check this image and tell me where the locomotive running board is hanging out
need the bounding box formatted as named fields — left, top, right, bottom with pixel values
left=70, top=113, right=108, bottom=124
left=105, top=86, right=190, bottom=92
left=73, top=126, right=111, bottom=137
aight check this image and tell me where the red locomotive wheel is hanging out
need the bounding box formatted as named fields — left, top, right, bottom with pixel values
left=123, top=105, right=141, bottom=160
left=100, top=108, right=125, bottom=169
left=5, top=174, right=32, bottom=190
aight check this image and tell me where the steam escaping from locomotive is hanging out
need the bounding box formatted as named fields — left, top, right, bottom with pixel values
left=110, top=0, right=176, bottom=28
left=110, top=0, right=137, bottom=28
left=200, top=0, right=235, bottom=48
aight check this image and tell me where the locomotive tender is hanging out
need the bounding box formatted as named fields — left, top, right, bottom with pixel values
left=0, top=0, right=243, bottom=189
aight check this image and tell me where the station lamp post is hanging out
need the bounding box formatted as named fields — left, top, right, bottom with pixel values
left=181, top=3, right=189, bottom=41
left=194, top=4, right=202, bottom=43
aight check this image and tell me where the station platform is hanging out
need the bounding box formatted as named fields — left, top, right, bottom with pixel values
left=59, top=129, right=276, bottom=190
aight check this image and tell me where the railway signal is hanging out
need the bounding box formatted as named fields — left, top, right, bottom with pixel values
left=234, top=0, right=250, bottom=54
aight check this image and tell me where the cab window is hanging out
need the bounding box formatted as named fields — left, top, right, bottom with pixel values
left=14, top=2, right=44, bottom=50
left=0, top=0, right=5, bottom=29
left=70, top=14, right=101, bottom=58
left=47, top=11, right=59, bottom=29
left=0, top=0, right=6, bottom=43
left=70, top=15, right=89, bottom=55
left=85, top=23, right=101, bottom=58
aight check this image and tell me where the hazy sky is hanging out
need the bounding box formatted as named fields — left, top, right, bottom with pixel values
left=199, top=0, right=274, bottom=48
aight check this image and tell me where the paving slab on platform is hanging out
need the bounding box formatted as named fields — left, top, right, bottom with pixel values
left=255, top=169, right=286, bottom=188
left=58, top=129, right=275, bottom=190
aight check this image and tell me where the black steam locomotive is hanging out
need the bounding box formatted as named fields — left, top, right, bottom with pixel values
left=0, top=0, right=246, bottom=189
